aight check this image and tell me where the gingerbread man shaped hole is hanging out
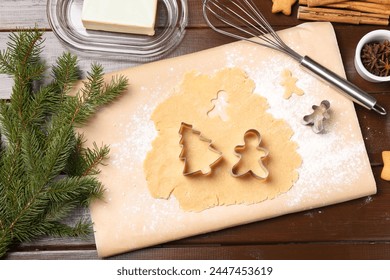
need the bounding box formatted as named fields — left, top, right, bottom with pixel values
left=207, top=90, right=229, bottom=122
left=231, top=129, right=269, bottom=180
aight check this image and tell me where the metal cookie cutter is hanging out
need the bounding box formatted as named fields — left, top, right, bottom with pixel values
left=302, top=100, right=331, bottom=134
left=179, top=122, right=222, bottom=176
left=231, top=129, right=269, bottom=180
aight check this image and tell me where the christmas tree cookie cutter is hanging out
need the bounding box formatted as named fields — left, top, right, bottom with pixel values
left=179, top=122, right=223, bottom=176
left=302, top=100, right=331, bottom=134
left=231, top=129, right=269, bottom=180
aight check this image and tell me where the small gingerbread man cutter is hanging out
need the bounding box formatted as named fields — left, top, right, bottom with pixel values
left=302, top=100, right=331, bottom=134
left=231, top=129, right=269, bottom=180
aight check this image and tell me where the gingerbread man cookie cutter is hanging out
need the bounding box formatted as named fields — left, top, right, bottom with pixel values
left=231, top=129, right=269, bottom=180
left=179, top=122, right=223, bottom=176
left=302, top=100, right=331, bottom=134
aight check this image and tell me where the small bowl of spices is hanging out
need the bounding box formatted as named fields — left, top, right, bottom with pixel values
left=354, top=29, right=390, bottom=83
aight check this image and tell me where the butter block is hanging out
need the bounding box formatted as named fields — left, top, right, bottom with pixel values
left=81, top=0, right=158, bottom=36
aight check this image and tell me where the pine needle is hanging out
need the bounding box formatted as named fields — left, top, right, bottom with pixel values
left=0, top=28, right=128, bottom=258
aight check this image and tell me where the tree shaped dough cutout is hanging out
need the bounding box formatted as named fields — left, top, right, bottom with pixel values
left=280, top=69, right=304, bottom=99
left=231, top=129, right=269, bottom=180
left=179, top=123, right=222, bottom=176
left=207, top=90, right=229, bottom=121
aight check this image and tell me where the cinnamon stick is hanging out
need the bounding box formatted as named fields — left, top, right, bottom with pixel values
left=298, top=6, right=389, bottom=25
left=364, top=0, right=390, bottom=4
left=327, top=1, right=390, bottom=15
left=306, top=0, right=347, bottom=6
left=300, top=0, right=390, bottom=5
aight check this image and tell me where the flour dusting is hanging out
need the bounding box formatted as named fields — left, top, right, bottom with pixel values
left=225, top=46, right=369, bottom=207
left=109, top=86, right=166, bottom=171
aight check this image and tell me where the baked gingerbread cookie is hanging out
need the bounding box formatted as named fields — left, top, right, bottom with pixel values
left=381, top=151, right=390, bottom=181
left=271, top=0, right=297, bottom=16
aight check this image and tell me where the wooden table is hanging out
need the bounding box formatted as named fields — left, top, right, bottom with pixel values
left=1, top=0, right=390, bottom=260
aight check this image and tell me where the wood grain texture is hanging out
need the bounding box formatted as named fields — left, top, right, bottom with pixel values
left=0, top=0, right=286, bottom=30
left=0, top=0, right=49, bottom=30
left=6, top=243, right=390, bottom=260
left=1, top=0, right=390, bottom=260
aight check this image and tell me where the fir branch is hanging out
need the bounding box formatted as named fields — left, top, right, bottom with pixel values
left=81, top=143, right=110, bottom=177
left=24, top=85, right=59, bottom=128
left=0, top=28, right=128, bottom=258
left=67, top=64, right=128, bottom=126
left=7, top=28, right=44, bottom=71
left=47, top=176, right=104, bottom=207
left=42, top=219, right=93, bottom=238
left=65, top=135, right=110, bottom=177
left=0, top=49, right=14, bottom=75
left=51, top=52, right=79, bottom=100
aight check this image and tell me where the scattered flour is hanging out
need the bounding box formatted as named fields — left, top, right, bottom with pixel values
left=225, top=47, right=369, bottom=207
left=109, top=86, right=165, bottom=172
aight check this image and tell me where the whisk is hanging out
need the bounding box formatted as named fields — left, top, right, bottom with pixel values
left=203, top=0, right=387, bottom=115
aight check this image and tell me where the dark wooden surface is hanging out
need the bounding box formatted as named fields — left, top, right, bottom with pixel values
left=1, top=0, right=390, bottom=260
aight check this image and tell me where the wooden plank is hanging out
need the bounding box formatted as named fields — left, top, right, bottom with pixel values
left=356, top=96, right=390, bottom=164
left=0, top=0, right=49, bottom=29
left=111, top=243, right=390, bottom=260
left=5, top=249, right=99, bottom=260
left=0, top=0, right=299, bottom=31
left=5, top=242, right=390, bottom=259
left=0, top=75, right=13, bottom=99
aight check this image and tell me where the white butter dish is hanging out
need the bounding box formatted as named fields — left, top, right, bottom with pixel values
left=81, top=0, right=158, bottom=36
left=47, top=0, right=188, bottom=61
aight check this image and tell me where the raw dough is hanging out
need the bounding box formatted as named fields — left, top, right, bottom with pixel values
left=144, top=68, right=302, bottom=211
left=281, top=69, right=304, bottom=99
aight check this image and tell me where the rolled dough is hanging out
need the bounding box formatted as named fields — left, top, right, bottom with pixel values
left=144, top=68, right=302, bottom=211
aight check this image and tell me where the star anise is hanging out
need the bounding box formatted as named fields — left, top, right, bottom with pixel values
left=378, top=57, right=390, bottom=77
left=361, top=43, right=380, bottom=72
left=361, top=40, right=390, bottom=77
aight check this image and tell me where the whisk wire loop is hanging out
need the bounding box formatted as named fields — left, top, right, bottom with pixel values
left=243, top=0, right=295, bottom=53
left=203, top=0, right=302, bottom=61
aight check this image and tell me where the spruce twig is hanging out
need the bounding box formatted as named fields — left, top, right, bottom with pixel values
left=0, top=28, right=128, bottom=258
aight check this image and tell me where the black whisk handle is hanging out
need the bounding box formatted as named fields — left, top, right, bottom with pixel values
left=300, top=56, right=387, bottom=116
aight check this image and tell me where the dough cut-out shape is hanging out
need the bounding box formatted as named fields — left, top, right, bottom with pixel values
left=231, top=129, right=269, bottom=180
left=271, top=0, right=297, bottom=15
left=207, top=90, right=229, bottom=121
left=280, top=69, right=304, bottom=99
left=179, top=122, right=223, bottom=176
left=302, top=100, right=331, bottom=134
left=381, top=151, right=390, bottom=181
